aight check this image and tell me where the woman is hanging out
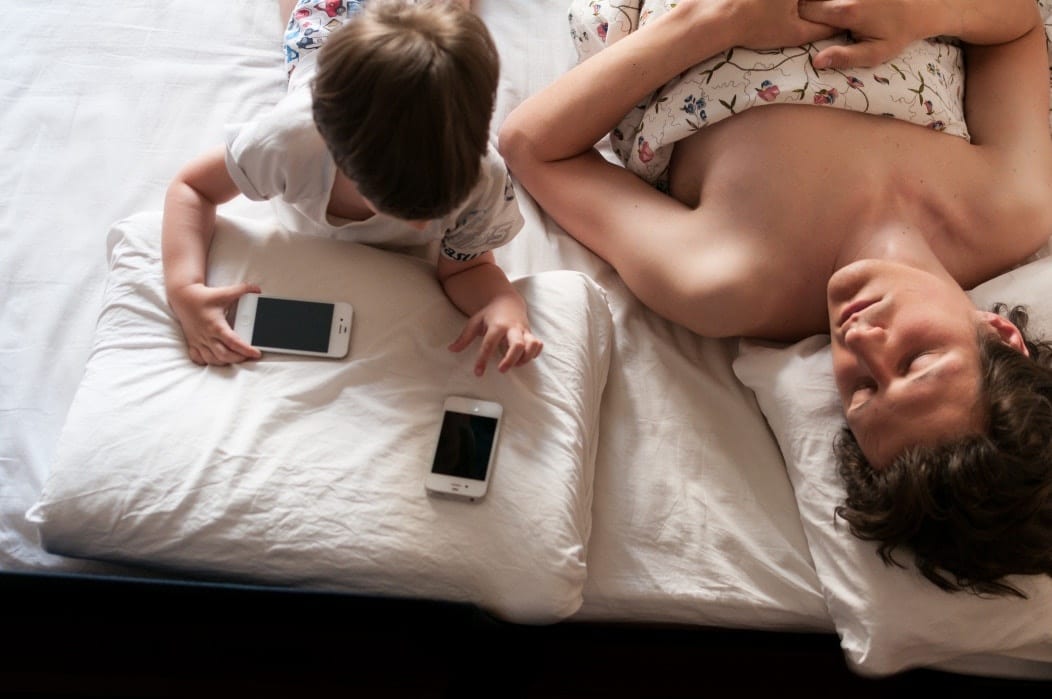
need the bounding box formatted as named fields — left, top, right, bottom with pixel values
left=499, top=0, right=1052, bottom=595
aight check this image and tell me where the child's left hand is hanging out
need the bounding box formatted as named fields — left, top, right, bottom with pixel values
left=448, top=292, right=543, bottom=376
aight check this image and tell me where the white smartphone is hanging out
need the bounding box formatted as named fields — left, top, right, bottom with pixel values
left=425, top=396, right=503, bottom=502
left=233, top=293, right=352, bottom=359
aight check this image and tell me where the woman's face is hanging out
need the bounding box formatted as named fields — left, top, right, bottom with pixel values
left=827, top=259, right=985, bottom=468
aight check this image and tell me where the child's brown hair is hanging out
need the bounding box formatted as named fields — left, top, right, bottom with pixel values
left=312, top=0, right=499, bottom=221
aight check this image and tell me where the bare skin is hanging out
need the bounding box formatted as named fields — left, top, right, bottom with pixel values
left=500, top=0, right=1052, bottom=463
left=826, top=253, right=1030, bottom=466
left=659, top=99, right=1048, bottom=340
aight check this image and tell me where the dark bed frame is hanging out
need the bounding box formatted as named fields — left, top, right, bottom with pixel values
left=3, top=570, right=1049, bottom=697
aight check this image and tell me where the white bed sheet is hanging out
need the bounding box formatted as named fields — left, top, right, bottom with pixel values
left=487, top=1, right=828, bottom=632
left=0, top=0, right=826, bottom=630
left=4, top=0, right=1050, bottom=679
left=1, top=0, right=282, bottom=573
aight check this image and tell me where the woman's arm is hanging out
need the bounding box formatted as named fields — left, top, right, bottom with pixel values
left=807, top=0, right=1052, bottom=263
left=957, top=8, right=1052, bottom=249
left=804, top=0, right=1050, bottom=193
left=500, top=0, right=831, bottom=167
left=498, top=0, right=833, bottom=272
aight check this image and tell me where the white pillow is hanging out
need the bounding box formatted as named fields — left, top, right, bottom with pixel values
left=732, top=253, right=1052, bottom=676
left=27, top=211, right=612, bottom=624
left=571, top=0, right=967, bottom=186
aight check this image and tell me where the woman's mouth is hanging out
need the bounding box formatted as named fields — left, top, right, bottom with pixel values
left=838, top=299, right=876, bottom=327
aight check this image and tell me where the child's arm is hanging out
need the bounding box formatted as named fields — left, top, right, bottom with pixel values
left=438, top=253, right=543, bottom=376
left=162, top=146, right=262, bottom=366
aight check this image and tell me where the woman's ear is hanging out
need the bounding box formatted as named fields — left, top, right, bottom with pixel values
left=978, top=311, right=1030, bottom=357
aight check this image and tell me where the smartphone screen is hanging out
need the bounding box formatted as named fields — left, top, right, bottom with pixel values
left=431, top=410, right=499, bottom=482
left=252, top=297, right=334, bottom=353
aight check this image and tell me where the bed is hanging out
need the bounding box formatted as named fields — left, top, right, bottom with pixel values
left=3, top=0, right=1052, bottom=691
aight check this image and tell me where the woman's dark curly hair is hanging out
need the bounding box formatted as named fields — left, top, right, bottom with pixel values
left=834, top=304, right=1052, bottom=597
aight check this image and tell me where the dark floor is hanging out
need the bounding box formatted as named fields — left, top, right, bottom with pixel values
left=2, top=571, right=1048, bottom=698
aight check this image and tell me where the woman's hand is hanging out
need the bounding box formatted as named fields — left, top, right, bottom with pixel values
left=798, top=0, right=934, bottom=69
left=801, top=0, right=1042, bottom=69
left=716, top=0, right=838, bottom=51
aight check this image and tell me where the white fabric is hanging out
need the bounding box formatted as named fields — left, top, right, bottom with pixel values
left=1, top=0, right=283, bottom=575
left=568, top=284, right=830, bottom=631
left=732, top=248, right=1052, bottom=677
left=225, top=81, right=523, bottom=260
left=3, top=0, right=1051, bottom=680
left=27, top=211, right=612, bottom=624
left=488, top=2, right=830, bottom=633
left=0, top=0, right=830, bottom=638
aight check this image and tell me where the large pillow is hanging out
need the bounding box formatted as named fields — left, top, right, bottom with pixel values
left=732, top=252, right=1052, bottom=677
left=570, top=0, right=966, bottom=186
left=27, top=211, right=613, bottom=624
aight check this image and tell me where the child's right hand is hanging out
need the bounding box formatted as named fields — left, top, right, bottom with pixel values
left=168, top=282, right=262, bottom=366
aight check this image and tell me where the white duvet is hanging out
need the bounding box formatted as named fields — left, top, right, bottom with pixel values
left=5, top=0, right=1052, bottom=681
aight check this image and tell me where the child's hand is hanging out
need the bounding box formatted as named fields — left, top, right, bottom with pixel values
left=168, top=282, right=262, bottom=366
left=448, top=292, right=543, bottom=376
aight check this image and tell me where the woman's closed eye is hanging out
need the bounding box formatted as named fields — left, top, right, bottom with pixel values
left=900, top=351, right=937, bottom=375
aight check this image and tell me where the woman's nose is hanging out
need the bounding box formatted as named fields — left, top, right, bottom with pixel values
left=844, top=320, right=884, bottom=347
left=844, top=323, right=891, bottom=381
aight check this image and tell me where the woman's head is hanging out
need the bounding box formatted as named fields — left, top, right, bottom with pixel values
left=826, top=259, right=1029, bottom=468
left=833, top=302, right=1052, bottom=596
left=311, top=0, right=500, bottom=221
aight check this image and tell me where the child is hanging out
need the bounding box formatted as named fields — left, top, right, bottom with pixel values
left=162, top=0, right=542, bottom=376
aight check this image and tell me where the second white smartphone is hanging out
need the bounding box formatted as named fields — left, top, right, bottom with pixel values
left=233, top=293, right=352, bottom=359
left=425, top=396, right=503, bottom=502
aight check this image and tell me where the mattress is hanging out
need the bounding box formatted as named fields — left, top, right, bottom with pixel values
left=3, top=0, right=1050, bottom=681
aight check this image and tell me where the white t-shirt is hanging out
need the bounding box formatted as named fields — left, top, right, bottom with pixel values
left=224, top=74, right=523, bottom=262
